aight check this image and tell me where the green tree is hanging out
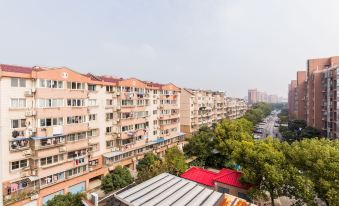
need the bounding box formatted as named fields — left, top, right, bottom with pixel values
left=136, top=152, right=161, bottom=171
left=183, top=126, right=214, bottom=166
left=101, top=166, right=134, bottom=194
left=213, top=118, right=254, bottom=167
left=164, top=146, right=188, bottom=176
left=284, top=139, right=339, bottom=205
left=45, top=193, right=84, bottom=206
left=137, top=160, right=167, bottom=183
left=231, top=138, right=287, bottom=206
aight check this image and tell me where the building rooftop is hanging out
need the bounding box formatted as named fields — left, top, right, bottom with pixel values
left=114, top=173, right=224, bottom=206
left=181, top=167, right=250, bottom=190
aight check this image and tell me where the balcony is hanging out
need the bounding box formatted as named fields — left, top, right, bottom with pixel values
left=3, top=185, right=39, bottom=206
left=9, top=138, right=30, bottom=152
left=31, top=136, right=66, bottom=150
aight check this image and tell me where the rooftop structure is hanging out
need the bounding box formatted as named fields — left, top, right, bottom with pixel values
left=113, top=173, right=255, bottom=206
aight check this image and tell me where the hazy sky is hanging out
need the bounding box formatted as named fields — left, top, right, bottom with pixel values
left=1, top=0, right=339, bottom=97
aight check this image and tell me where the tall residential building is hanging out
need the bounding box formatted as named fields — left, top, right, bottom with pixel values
left=247, top=89, right=283, bottom=104
left=268, top=95, right=278, bottom=104
left=247, top=89, right=257, bottom=105
left=288, top=80, right=297, bottom=119
left=180, top=89, right=247, bottom=134
left=288, top=56, right=339, bottom=139
left=296, top=71, right=307, bottom=121
left=0, top=64, right=185, bottom=206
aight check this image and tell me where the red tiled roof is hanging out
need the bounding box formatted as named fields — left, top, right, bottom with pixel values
left=181, top=167, right=250, bottom=189
left=99, top=76, right=122, bottom=83
left=0, top=64, right=33, bottom=74
left=180, top=167, right=218, bottom=187
left=214, top=169, right=250, bottom=189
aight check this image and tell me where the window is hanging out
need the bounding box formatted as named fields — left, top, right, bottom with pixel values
left=67, top=149, right=87, bottom=159
left=106, top=113, right=114, bottom=121
left=39, top=118, right=63, bottom=127
left=88, top=84, right=96, bottom=91
left=88, top=99, right=97, bottom=106
left=87, top=129, right=98, bottom=137
left=11, top=78, right=26, bottom=87
left=66, top=132, right=87, bottom=142
left=10, top=98, right=26, bottom=108
left=106, top=99, right=113, bottom=106
left=37, top=99, right=63, bottom=108
left=89, top=114, right=97, bottom=121
left=122, top=125, right=133, bottom=132
left=89, top=159, right=99, bottom=166
left=66, top=116, right=86, bottom=124
left=67, top=82, right=85, bottom=90
left=89, top=144, right=99, bottom=152
left=106, top=127, right=112, bottom=134
left=11, top=159, right=28, bottom=170
left=11, top=119, right=26, bottom=128
left=217, top=187, right=230, bottom=194
left=106, top=86, right=114, bottom=92
left=66, top=166, right=87, bottom=177
left=38, top=79, right=63, bottom=88
left=67, top=99, right=85, bottom=107
left=153, top=110, right=157, bottom=115
left=106, top=140, right=114, bottom=148
left=121, top=99, right=133, bottom=106
left=238, top=192, right=251, bottom=202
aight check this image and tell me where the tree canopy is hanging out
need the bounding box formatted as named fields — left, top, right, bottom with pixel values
left=164, top=146, right=188, bottom=176
left=101, top=166, right=134, bottom=194
left=45, top=193, right=84, bottom=206
left=184, top=105, right=338, bottom=205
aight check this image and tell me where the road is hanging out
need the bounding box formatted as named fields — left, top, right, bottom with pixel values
left=255, top=110, right=281, bottom=139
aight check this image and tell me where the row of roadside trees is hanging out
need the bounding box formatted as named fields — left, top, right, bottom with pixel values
left=184, top=103, right=339, bottom=206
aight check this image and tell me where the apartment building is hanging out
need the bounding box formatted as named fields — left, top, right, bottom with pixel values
left=288, top=80, right=297, bottom=119
left=247, top=89, right=257, bottom=105
left=248, top=89, right=282, bottom=105
left=296, top=71, right=307, bottom=121
left=288, top=56, right=339, bottom=139
left=225, top=97, right=247, bottom=120
left=0, top=64, right=184, bottom=206
left=180, top=89, right=247, bottom=134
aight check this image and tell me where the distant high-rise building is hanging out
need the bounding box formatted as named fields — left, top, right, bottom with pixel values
left=248, top=89, right=257, bottom=104
left=296, top=71, right=307, bottom=121
left=248, top=89, right=283, bottom=105
left=288, top=80, right=298, bottom=119
left=288, top=56, right=339, bottom=139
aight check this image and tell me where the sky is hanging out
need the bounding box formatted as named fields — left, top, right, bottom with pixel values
left=1, top=0, right=339, bottom=98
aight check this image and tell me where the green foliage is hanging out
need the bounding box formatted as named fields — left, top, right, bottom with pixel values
left=183, top=126, right=214, bottom=166
left=278, top=108, right=289, bottom=124
left=101, top=166, right=133, bottom=194
left=45, top=193, right=84, bottom=206
left=183, top=106, right=338, bottom=205
left=231, top=138, right=287, bottom=205
left=280, top=120, right=321, bottom=142
left=243, top=102, right=273, bottom=125
left=136, top=152, right=161, bottom=171
left=284, top=139, right=339, bottom=206
left=137, top=159, right=167, bottom=183
left=164, top=146, right=188, bottom=176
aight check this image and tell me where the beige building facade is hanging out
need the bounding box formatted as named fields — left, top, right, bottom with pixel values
left=0, top=64, right=184, bottom=206
left=180, top=89, right=247, bottom=134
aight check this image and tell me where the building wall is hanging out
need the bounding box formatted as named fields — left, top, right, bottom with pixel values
left=297, top=71, right=307, bottom=121
left=214, top=182, right=249, bottom=199
left=0, top=65, right=185, bottom=206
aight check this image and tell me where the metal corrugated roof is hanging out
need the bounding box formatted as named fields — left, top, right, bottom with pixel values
left=114, top=173, right=224, bottom=206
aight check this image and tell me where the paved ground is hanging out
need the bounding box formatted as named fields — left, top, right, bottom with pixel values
left=256, top=110, right=281, bottom=139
